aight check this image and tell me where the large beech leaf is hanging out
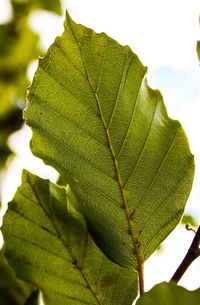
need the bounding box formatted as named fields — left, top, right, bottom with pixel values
left=136, top=282, right=200, bottom=305
left=2, top=171, right=138, bottom=305
left=24, top=11, right=195, bottom=272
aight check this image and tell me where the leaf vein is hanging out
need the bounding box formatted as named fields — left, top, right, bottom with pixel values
left=132, top=126, right=179, bottom=212
left=124, top=91, right=159, bottom=189
left=139, top=166, right=191, bottom=243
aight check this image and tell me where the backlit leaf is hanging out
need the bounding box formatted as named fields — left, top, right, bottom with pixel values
left=2, top=171, right=138, bottom=305
left=24, top=11, right=195, bottom=273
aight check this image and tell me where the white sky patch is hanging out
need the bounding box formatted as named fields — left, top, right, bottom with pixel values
left=180, top=96, right=200, bottom=161
left=63, top=0, right=200, bottom=68
left=0, top=126, right=58, bottom=207
left=27, top=60, right=38, bottom=81
left=145, top=225, right=200, bottom=291
left=0, top=0, right=12, bottom=24
left=29, top=11, right=64, bottom=51
left=179, top=96, right=200, bottom=221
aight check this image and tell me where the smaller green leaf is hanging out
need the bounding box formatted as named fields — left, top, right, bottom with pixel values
left=2, top=171, right=138, bottom=305
left=136, top=282, right=200, bottom=305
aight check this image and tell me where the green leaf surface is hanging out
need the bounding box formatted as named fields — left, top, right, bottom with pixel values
left=2, top=171, right=138, bottom=305
left=0, top=247, right=34, bottom=305
left=136, top=282, right=200, bottom=305
left=24, top=11, right=195, bottom=272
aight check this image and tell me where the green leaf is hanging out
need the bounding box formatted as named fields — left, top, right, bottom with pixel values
left=0, top=247, right=34, bottom=305
left=2, top=170, right=138, bottom=305
left=136, top=282, right=200, bottom=305
left=11, top=0, right=62, bottom=17
left=24, top=11, right=195, bottom=272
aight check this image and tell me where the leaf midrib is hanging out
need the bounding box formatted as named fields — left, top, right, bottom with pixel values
left=67, top=18, right=143, bottom=290
left=28, top=181, right=103, bottom=305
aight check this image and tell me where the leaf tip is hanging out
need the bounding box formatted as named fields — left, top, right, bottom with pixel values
left=64, top=9, right=76, bottom=29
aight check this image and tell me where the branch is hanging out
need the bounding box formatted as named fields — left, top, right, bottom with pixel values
left=170, top=225, right=200, bottom=283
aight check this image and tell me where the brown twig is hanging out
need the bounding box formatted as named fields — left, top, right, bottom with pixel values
left=170, top=225, right=200, bottom=283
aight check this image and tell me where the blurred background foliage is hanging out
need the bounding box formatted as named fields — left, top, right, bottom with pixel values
left=0, top=0, right=61, bottom=170
left=0, top=1, right=61, bottom=303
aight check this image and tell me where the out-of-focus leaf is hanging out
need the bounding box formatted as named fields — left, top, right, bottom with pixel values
left=0, top=144, right=13, bottom=169
left=0, top=247, right=34, bottom=305
left=0, top=19, right=39, bottom=70
left=11, top=0, right=62, bottom=17
left=2, top=170, right=138, bottom=305
left=0, top=106, right=23, bottom=134
left=24, top=11, right=194, bottom=273
left=0, top=105, right=23, bottom=168
left=136, top=282, right=200, bottom=305
left=0, top=17, right=40, bottom=112
left=0, top=18, right=39, bottom=124
left=0, top=19, right=39, bottom=167
left=181, top=214, right=198, bottom=227
left=0, top=0, right=61, bottom=170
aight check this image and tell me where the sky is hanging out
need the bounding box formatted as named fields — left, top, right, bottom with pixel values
left=0, top=0, right=200, bottom=298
